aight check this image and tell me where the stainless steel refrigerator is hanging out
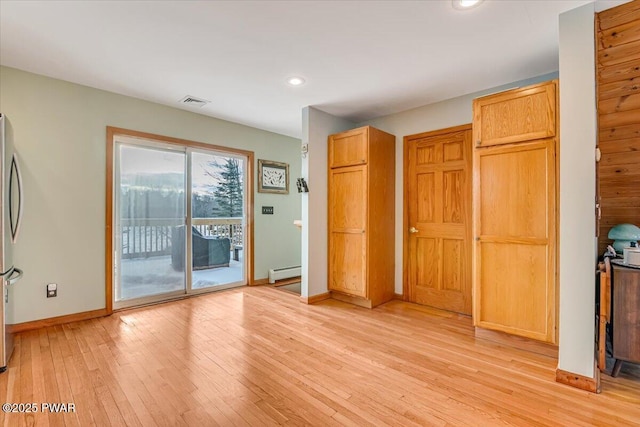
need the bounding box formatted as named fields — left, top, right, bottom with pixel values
left=0, top=113, right=24, bottom=373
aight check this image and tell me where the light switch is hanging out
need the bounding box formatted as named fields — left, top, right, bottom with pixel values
left=47, top=283, right=57, bottom=298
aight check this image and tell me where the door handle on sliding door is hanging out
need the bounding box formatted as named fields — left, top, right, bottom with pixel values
left=6, top=268, right=23, bottom=285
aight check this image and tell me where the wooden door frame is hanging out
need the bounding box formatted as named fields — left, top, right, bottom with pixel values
left=402, top=123, right=472, bottom=300
left=105, top=126, right=255, bottom=314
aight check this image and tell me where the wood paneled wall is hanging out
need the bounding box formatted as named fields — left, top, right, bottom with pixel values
left=596, top=0, right=640, bottom=254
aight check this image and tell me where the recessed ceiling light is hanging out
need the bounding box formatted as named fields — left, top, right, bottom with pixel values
left=452, top=0, right=483, bottom=10
left=287, top=76, right=306, bottom=86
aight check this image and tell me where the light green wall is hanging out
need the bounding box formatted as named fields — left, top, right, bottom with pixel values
left=0, top=66, right=301, bottom=324
left=301, top=107, right=355, bottom=298
left=358, top=71, right=558, bottom=294
left=557, top=3, right=598, bottom=379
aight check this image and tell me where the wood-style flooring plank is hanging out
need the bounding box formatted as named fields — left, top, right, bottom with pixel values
left=1, top=286, right=639, bottom=427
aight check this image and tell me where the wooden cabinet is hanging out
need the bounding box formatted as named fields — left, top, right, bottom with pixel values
left=612, top=265, right=640, bottom=372
left=472, top=80, right=558, bottom=343
left=473, top=82, right=556, bottom=148
left=600, top=262, right=640, bottom=376
left=328, top=126, right=395, bottom=308
left=329, top=129, right=368, bottom=168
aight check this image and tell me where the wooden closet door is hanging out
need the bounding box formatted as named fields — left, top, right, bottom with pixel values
left=406, top=126, right=472, bottom=314
left=473, top=139, right=557, bottom=343
left=329, top=165, right=367, bottom=297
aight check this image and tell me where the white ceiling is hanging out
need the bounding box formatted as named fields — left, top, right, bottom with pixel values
left=0, top=0, right=629, bottom=139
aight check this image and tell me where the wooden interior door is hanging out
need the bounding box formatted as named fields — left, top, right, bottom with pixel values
left=329, top=165, right=367, bottom=297
left=473, top=139, right=557, bottom=343
left=405, top=125, right=472, bottom=314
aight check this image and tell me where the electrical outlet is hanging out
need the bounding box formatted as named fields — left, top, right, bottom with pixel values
left=47, top=283, right=57, bottom=298
left=262, top=206, right=274, bottom=215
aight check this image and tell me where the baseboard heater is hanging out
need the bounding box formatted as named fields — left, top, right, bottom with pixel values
left=268, top=266, right=301, bottom=283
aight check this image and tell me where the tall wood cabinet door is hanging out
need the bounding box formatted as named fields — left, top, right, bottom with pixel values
left=329, top=127, right=368, bottom=168
left=406, top=126, right=472, bottom=315
left=473, top=81, right=557, bottom=148
left=329, top=165, right=367, bottom=297
left=473, top=139, right=557, bottom=343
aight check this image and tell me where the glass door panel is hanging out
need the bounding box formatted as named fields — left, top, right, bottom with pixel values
left=115, top=143, right=186, bottom=307
left=190, top=151, right=245, bottom=291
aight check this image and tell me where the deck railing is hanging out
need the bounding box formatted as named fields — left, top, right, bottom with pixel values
left=192, top=218, right=244, bottom=248
left=120, top=217, right=243, bottom=259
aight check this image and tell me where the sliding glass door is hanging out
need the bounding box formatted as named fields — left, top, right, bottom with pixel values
left=190, top=151, right=245, bottom=292
left=113, top=137, right=247, bottom=309
left=115, top=143, right=186, bottom=305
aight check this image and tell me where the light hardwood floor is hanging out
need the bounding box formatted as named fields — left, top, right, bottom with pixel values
left=1, top=286, right=639, bottom=426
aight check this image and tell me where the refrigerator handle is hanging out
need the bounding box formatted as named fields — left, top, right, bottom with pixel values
left=9, top=153, right=23, bottom=243
left=5, top=268, right=22, bottom=286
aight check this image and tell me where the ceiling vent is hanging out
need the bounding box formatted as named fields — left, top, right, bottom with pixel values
left=178, top=95, right=210, bottom=107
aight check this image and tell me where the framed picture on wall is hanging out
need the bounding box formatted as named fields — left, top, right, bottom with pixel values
left=258, top=159, right=289, bottom=194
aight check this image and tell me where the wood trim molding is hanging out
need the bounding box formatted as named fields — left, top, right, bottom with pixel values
left=246, top=150, right=255, bottom=286
left=106, top=127, right=255, bottom=158
left=8, top=309, right=109, bottom=334
left=105, top=127, right=257, bottom=310
left=556, top=368, right=600, bottom=394
left=394, top=293, right=404, bottom=301
left=300, top=292, right=331, bottom=305
left=106, top=127, right=115, bottom=314
left=405, top=123, right=474, bottom=141
left=403, top=132, right=410, bottom=299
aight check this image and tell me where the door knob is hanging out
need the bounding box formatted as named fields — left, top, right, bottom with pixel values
left=409, top=227, right=419, bottom=234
